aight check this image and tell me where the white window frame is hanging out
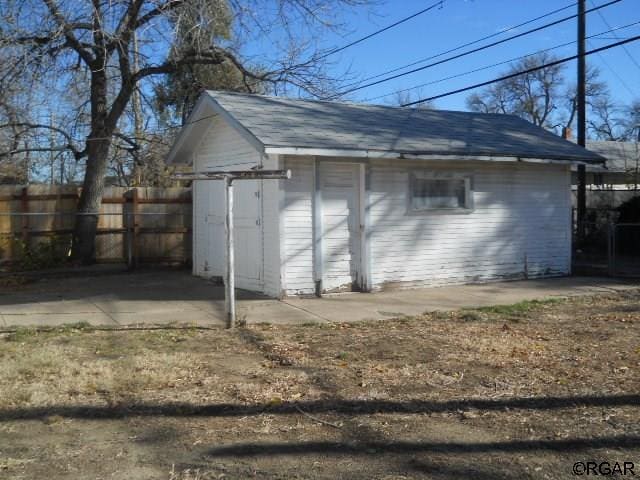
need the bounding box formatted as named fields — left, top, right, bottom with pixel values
left=408, top=170, right=474, bottom=214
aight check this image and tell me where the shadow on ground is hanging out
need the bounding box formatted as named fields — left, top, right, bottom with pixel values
left=1, top=393, right=638, bottom=421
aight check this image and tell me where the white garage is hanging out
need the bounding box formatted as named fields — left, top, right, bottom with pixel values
left=167, top=91, right=604, bottom=298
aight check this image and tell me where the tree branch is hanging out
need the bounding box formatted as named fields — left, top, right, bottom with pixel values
left=0, top=145, right=76, bottom=158
left=43, top=0, right=95, bottom=65
left=0, top=122, right=86, bottom=159
left=133, top=47, right=268, bottom=87
left=134, top=0, right=185, bottom=29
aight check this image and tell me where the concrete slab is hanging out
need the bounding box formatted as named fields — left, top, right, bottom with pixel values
left=239, top=300, right=327, bottom=325
left=108, top=310, right=223, bottom=327
left=91, top=300, right=206, bottom=314
left=285, top=276, right=639, bottom=323
left=0, top=299, right=104, bottom=315
left=0, top=269, right=636, bottom=329
left=2, top=312, right=117, bottom=327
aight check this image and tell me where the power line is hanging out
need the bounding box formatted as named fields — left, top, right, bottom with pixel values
left=588, top=40, right=637, bottom=96
left=401, top=34, right=640, bottom=106
left=315, top=0, right=445, bottom=62
left=323, top=0, right=623, bottom=100
left=130, top=21, right=640, bottom=137
left=339, top=2, right=578, bottom=91
left=592, top=35, right=638, bottom=40
left=366, top=19, right=640, bottom=103
left=589, top=0, right=640, bottom=73
left=363, top=42, right=577, bottom=103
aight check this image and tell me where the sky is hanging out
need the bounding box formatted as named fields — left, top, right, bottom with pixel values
left=309, top=0, right=640, bottom=110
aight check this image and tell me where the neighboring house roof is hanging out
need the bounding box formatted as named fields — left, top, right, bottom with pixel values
left=168, top=91, right=606, bottom=164
left=584, top=141, right=640, bottom=173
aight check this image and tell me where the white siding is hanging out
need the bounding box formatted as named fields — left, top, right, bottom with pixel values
left=281, top=156, right=316, bottom=295
left=367, top=160, right=571, bottom=289
left=262, top=154, right=283, bottom=297
left=319, top=162, right=360, bottom=291
left=279, top=157, right=572, bottom=295
left=194, top=115, right=260, bottom=170
left=192, top=114, right=275, bottom=294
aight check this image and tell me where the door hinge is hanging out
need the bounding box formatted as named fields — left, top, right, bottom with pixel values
left=256, top=218, right=261, bottom=226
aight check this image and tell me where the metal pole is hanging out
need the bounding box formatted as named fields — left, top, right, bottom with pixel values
left=224, top=176, right=235, bottom=328
left=577, top=0, right=587, bottom=242
left=171, top=169, right=290, bottom=328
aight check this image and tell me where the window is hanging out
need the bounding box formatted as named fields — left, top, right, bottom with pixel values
left=409, top=172, right=473, bottom=212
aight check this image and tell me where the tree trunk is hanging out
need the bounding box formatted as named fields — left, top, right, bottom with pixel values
left=71, top=68, right=112, bottom=264
left=72, top=137, right=111, bottom=264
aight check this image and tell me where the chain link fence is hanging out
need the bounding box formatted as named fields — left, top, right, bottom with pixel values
left=573, top=216, right=640, bottom=277
left=610, top=223, right=640, bottom=277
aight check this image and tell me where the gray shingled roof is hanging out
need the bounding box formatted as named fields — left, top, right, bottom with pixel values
left=585, top=141, right=640, bottom=172
left=205, top=91, right=605, bottom=163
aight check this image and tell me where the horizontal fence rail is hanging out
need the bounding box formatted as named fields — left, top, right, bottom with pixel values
left=0, top=185, right=192, bottom=269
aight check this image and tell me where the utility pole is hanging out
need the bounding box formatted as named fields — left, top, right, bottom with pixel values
left=576, top=0, right=587, bottom=242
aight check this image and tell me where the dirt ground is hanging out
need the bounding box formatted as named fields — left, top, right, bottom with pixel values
left=1, top=289, right=639, bottom=479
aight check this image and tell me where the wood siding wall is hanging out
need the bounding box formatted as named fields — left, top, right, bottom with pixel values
left=262, top=154, right=283, bottom=298
left=368, top=161, right=571, bottom=289
left=192, top=115, right=275, bottom=294
left=282, top=156, right=316, bottom=295
left=280, top=158, right=572, bottom=295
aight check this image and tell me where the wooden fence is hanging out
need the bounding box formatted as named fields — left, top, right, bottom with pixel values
left=0, top=185, right=192, bottom=267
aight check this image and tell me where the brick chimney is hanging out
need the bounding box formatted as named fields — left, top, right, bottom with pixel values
left=562, top=127, right=573, bottom=140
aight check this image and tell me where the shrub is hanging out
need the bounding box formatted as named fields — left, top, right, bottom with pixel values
left=12, top=235, right=71, bottom=271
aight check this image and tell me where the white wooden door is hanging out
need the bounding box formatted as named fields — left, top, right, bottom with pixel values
left=232, top=179, right=263, bottom=290
left=204, top=182, right=224, bottom=277
left=319, top=163, right=360, bottom=292
left=201, top=179, right=262, bottom=291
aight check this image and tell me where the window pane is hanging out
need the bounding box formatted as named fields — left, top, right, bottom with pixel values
left=411, top=178, right=466, bottom=209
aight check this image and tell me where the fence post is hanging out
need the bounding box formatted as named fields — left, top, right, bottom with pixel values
left=126, top=190, right=132, bottom=269
left=132, top=188, right=139, bottom=269
left=607, top=223, right=612, bottom=276
left=20, top=186, right=29, bottom=246
left=610, top=223, right=616, bottom=277
left=125, top=189, right=140, bottom=270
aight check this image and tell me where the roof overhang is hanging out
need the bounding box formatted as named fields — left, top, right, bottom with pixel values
left=167, top=91, right=606, bottom=166
left=166, top=94, right=265, bottom=164
left=264, top=146, right=604, bottom=165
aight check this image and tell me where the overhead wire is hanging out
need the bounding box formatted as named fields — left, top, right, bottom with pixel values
left=588, top=40, right=637, bottom=96
left=364, top=19, right=640, bottom=103
left=339, top=1, right=579, bottom=91
left=589, top=0, right=640, bottom=72
left=400, top=34, right=640, bottom=106
left=314, top=0, right=445, bottom=62
left=323, top=0, right=623, bottom=100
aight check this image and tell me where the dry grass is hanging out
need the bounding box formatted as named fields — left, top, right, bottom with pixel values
left=0, top=290, right=639, bottom=479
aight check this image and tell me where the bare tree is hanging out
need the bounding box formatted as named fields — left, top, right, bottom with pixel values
left=623, top=100, right=640, bottom=140
left=589, top=96, right=626, bottom=140
left=0, top=0, right=370, bottom=263
left=467, top=52, right=564, bottom=129
left=588, top=98, right=640, bottom=141
left=466, top=52, right=608, bottom=134
left=561, top=65, right=608, bottom=133
left=388, top=88, right=432, bottom=109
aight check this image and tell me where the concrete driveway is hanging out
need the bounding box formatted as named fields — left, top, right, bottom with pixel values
left=0, top=269, right=637, bottom=328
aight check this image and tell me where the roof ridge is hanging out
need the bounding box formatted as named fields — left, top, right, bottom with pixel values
left=204, top=90, right=520, bottom=118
